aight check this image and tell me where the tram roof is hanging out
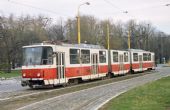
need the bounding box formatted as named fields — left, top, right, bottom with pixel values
left=128, top=49, right=153, bottom=53
left=23, top=42, right=105, bottom=49
left=62, top=43, right=105, bottom=49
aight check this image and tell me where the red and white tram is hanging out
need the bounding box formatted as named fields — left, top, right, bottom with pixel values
left=130, top=49, right=155, bottom=73
left=21, top=42, right=155, bottom=88
left=110, top=50, right=130, bottom=76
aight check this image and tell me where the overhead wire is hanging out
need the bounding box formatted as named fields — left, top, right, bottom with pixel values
left=103, top=0, right=170, bottom=20
left=4, top=0, right=69, bottom=17
left=2, top=0, right=169, bottom=21
left=103, top=0, right=123, bottom=11
left=102, top=0, right=136, bottom=19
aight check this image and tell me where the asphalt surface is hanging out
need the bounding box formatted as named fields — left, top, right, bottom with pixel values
left=0, top=77, right=26, bottom=92
left=0, top=77, right=29, bottom=99
left=17, top=67, right=170, bottom=110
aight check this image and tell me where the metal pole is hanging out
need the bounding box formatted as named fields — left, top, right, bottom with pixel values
left=77, top=8, right=81, bottom=44
left=77, top=2, right=90, bottom=44
left=107, top=23, right=110, bottom=50
left=107, top=22, right=112, bottom=74
left=128, top=29, right=131, bottom=49
left=147, top=24, right=149, bottom=50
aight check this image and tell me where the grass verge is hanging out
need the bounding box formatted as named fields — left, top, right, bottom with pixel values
left=0, top=70, right=21, bottom=78
left=99, top=76, right=170, bottom=110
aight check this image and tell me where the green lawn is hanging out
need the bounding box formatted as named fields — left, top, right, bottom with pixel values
left=99, top=76, right=170, bottom=110
left=0, top=70, right=21, bottom=78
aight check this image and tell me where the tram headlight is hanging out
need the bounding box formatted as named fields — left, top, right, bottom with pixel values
left=37, top=73, right=41, bottom=77
left=23, top=73, right=26, bottom=77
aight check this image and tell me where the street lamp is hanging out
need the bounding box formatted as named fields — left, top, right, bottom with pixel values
left=77, top=2, right=90, bottom=44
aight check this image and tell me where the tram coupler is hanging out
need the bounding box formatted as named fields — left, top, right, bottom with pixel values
left=21, top=80, right=29, bottom=87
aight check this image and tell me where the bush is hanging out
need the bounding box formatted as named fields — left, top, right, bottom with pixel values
left=0, top=63, right=11, bottom=71
left=0, top=71, right=5, bottom=74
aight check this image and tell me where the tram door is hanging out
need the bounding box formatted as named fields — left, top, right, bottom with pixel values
left=91, top=54, right=98, bottom=75
left=56, top=52, right=65, bottom=83
left=139, top=55, right=143, bottom=71
left=119, top=54, right=124, bottom=74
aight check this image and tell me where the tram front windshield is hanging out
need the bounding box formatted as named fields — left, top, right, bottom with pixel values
left=23, top=47, right=53, bottom=66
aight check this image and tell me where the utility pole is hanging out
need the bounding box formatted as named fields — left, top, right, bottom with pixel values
left=107, top=23, right=110, bottom=50
left=77, top=9, right=81, bottom=44
left=128, top=26, right=133, bottom=73
left=107, top=21, right=112, bottom=75
left=128, top=28, right=131, bottom=49
left=147, top=24, right=150, bottom=51
left=77, top=2, right=90, bottom=44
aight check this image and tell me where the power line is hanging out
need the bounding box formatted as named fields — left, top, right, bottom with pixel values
left=103, top=0, right=127, bottom=12
left=127, top=3, right=169, bottom=12
left=6, top=0, right=69, bottom=17
left=103, top=0, right=136, bottom=19
left=103, top=0, right=123, bottom=11
left=102, top=0, right=170, bottom=20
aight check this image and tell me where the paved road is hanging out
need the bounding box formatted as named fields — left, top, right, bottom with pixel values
left=18, top=67, right=170, bottom=110
left=0, top=77, right=29, bottom=99
left=0, top=77, right=26, bottom=92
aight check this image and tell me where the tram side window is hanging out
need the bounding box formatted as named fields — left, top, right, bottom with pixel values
left=148, top=53, right=151, bottom=61
left=70, top=49, right=80, bottom=64
left=133, top=53, right=138, bottom=62
left=124, top=52, right=128, bottom=62
left=113, top=52, right=118, bottom=62
left=81, top=50, right=90, bottom=64
left=143, top=53, right=148, bottom=61
left=42, top=47, right=53, bottom=65
left=99, top=51, right=106, bottom=63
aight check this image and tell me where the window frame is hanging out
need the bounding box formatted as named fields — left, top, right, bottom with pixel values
left=148, top=53, right=151, bottom=61
left=99, top=51, right=106, bottom=63
left=42, top=47, right=53, bottom=65
left=143, top=53, right=148, bottom=61
left=81, top=49, right=90, bottom=64
left=113, top=51, right=118, bottom=62
left=133, top=53, right=138, bottom=62
left=70, top=49, right=80, bottom=64
left=124, top=52, right=129, bottom=62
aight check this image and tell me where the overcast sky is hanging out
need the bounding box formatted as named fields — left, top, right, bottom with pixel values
left=0, top=0, right=170, bottom=34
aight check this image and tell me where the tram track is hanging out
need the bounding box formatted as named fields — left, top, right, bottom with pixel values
left=0, top=71, right=155, bottom=110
